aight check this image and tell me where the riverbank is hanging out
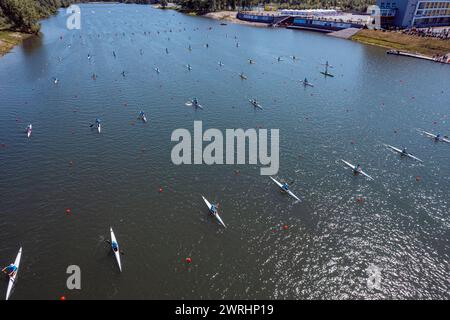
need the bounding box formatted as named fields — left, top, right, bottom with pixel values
left=351, top=29, right=450, bottom=58
left=0, top=31, right=31, bottom=56
left=202, top=11, right=271, bottom=28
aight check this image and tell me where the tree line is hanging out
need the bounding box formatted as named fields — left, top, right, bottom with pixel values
left=0, top=0, right=156, bottom=34
left=175, top=0, right=375, bottom=14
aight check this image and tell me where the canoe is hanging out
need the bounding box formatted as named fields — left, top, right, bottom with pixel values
left=341, top=160, right=374, bottom=180
left=110, top=227, right=122, bottom=272
left=384, top=144, right=423, bottom=162
left=5, top=247, right=22, bottom=300
left=201, top=196, right=226, bottom=228
left=269, top=177, right=301, bottom=202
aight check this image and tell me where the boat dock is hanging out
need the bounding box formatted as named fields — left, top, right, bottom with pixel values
left=387, top=50, right=450, bottom=64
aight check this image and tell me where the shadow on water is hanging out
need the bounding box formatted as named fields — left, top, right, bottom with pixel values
left=21, top=33, right=43, bottom=55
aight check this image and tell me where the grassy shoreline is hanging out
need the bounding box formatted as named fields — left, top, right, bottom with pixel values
left=351, top=29, right=450, bottom=57
left=0, top=31, right=32, bottom=57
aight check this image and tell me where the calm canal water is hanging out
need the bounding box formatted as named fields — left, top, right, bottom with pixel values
left=0, top=4, right=449, bottom=299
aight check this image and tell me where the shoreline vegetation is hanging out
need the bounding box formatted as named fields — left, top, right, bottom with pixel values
left=351, top=29, right=450, bottom=57
left=0, top=31, right=31, bottom=56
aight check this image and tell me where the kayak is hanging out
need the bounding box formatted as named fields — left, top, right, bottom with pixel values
left=6, top=247, right=22, bottom=300
left=320, top=71, right=334, bottom=77
left=269, top=177, right=301, bottom=202
left=26, top=124, right=32, bottom=138
left=110, top=227, right=122, bottom=272
left=418, top=130, right=450, bottom=143
left=154, top=68, right=160, bottom=73
left=97, top=123, right=101, bottom=133
left=300, top=80, right=314, bottom=87
left=201, top=196, right=226, bottom=228
left=249, top=99, right=263, bottom=110
left=384, top=144, right=423, bottom=162
left=341, top=160, right=374, bottom=180
left=239, top=74, right=247, bottom=80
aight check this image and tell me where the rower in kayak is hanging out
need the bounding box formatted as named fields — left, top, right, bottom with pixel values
left=95, top=118, right=101, bottom=132
left=139, top=111, right=147, bottom=122
left=26, top=124, right=32, bottom=138
left=2, top=263, right=18, bottom=277
left=435, top=133, right=441, bottom=141
left=281, top=182, right=289, bottom=192
left=192, top=98, right=199, bottom=106
left=210, top=203, right=218, bottom=215
left=401, top=147, right=408, bottom=156
left=353, top=164, right=362, bottom=174
left=111, top=240, right=119, bottom=253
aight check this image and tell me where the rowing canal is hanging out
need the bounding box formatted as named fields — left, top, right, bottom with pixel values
left=0, top=4, right=449, bottom=299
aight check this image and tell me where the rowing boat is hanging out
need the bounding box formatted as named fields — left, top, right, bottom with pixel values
left=341, top=160, right=374, bottom=180
left=26, top=124, right=32, bottom=138
left=384, top=144, right=423, bottom=162
left=6, top=247, right=22, bottom=300
left=249, top=99, right=263, bottom=110
left=269, top=177, right=301, bottom=202
left=418, top=130, right=450, bottom=143
left=239, top=73, right=247, bottom=80
left=110, top=227, right=122, bottom=272
left=201, top=196, right=226, bottom=228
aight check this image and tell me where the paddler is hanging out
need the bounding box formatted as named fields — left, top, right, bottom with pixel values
left=139, top=111, right=145, bottom=119
left=354, top=164, right=362, bottom=174
left=304, top=77, right=308, bottom=84
left=210, top=204, right=218, bottom=214
left=95, top=118, right=101, bottom=127
left=112, top=241, right=119, bottom=252
left=2, top=263, right=17, bottom=277
left=282, top=183, right=289, bottom=191
left=435, top=133, right=441, bottom=141
left=192, top=98, right=199, bottom=106
left=401, top=147, right=408, bottom=155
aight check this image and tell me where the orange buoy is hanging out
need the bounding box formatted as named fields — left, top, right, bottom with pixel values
left=66, top=208, right=71, bottom=214
left=186, top=257, right=192, bottom=264
left=60, top=296, right=66, bottom=300
left=159, top=187, right=163, bottom=193
left=283, top=225, right=289, bottom=230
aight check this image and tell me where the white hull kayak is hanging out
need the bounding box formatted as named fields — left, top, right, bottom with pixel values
left=270, top=177, right=301, bottom=202
left=26, top=124, right=32, bottom=138
left=97, top=124, right=101, bottom=133
left=142, top=116, right=147, bottom=123
left=384, top=144, right=423, bottom=162
left=249, top=99, right=263, bottom=110
left=201, top=196, right=226, bottom=228
left=110, top=227, right=122, bottom=272
left=341, top=160, right=374, bottom=180
left=300, top=81, right=314, bottom=87
left=418, top=130, right=449, bottom=143
left=6, top=247, right=22, bottom=300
